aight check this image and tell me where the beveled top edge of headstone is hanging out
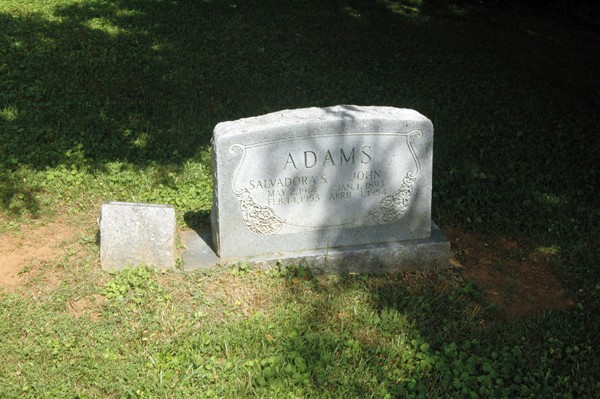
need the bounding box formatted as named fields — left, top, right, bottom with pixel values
left=213, top=105, right=430, bottom=138
left=102, top=201, right=175, bottom=209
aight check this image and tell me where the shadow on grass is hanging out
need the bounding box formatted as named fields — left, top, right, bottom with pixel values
left=183, top=210, right=211, bottom=233
left=1, top=0, right=597, bottom=295
left=1, top=0, right=597, bottom=226
left=0, top=168, right=40, bottom=217
left=0, top=2, right=598, bottom=394
left=243, top=267, right=597, bottom=397
left=0, top=0, right=589, bottom=300
left=0, top=0, right=598, bottom=394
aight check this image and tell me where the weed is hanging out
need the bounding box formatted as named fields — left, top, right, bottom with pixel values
left=230, top=261, right=250, bottom=277
left=101, top=265, right=171, bottom=305
left=269, top=261, right=314, bottom=280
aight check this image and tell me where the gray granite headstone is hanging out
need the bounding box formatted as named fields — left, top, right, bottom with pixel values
left=205, top=105, right=449, bottom=273
left=99, top=202, right=176, bottom=271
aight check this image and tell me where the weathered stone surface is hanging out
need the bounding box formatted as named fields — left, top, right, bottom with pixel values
left=207, top=105, right=447, bottom=271
left=180, top=229, right=218, bottom=271
left=249, top=221, right=449, bottom=273
left=99, top=202, right=176, bottom=271
left=183, top=222, right=449, bottom=273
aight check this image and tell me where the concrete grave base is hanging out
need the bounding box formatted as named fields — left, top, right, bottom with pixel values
left=180, top=229, right=219, bottom=272
left=182, top=221, right=449, bottom=274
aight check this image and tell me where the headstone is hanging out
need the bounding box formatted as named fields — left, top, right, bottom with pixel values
left=207, top=105, right=449, bottom=273
left=99, top=202, right=176, bottom=271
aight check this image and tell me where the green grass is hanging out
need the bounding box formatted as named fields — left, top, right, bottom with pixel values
left=1, top=266, right=598, bottom=398
left=1, top=0, right=599, bottom=397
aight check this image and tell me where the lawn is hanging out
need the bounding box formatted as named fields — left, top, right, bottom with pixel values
left=0, top=0, right=599, bottom=398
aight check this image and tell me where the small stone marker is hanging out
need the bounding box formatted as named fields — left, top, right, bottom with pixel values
left=204, top=105, right=450, bottom=273
left=99, top=202, right=176, bottom=271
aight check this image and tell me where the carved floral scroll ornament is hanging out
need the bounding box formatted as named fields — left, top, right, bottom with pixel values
left=229, top=144, right=283, bottom=235
left=236, top=188, right=283, bottom=235
left=371, top=130, right=422, bottom=224
left=370, top=173, right=416, bottom=223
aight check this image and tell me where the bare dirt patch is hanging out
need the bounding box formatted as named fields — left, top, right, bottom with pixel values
left=204, top=272, right=276, bottom=317
left=446, top=227, right=573, bottom=317
left=0, top=218, right=79, bottom=291
left=1, top=213, right=574, bottom=319
left=67, top=294, right=105, bottom=321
